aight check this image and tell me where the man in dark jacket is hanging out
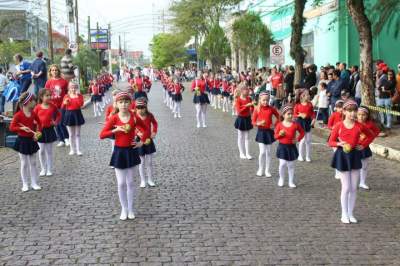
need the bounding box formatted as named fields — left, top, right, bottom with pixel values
left=30, top=51, right=47, bottom=96
left=328, top=70, right=345, bottom=110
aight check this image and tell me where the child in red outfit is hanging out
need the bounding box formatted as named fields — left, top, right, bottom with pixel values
left=234, top=83, right=254, bottom=159
left=274, top=104, right=305, bottom=188
left=34, top=89, right=61, bottom=176
left=10, top=92, right=42, bottom=192
left=99, top=91, right=142, bottom=221
left=134, top=97, right=158, bottom=188
left=357, top=106, right=380, bottom=190
left=328, top=100, right=374, bottom=224
left=252, top=92, right=279, bottom=177
left=62, top=82, right=85, bottom=156
left=294, top=89, right=315, bottom=162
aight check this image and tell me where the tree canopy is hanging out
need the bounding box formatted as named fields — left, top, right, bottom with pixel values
left=150, top=33, right=188, bottom=69
left=232, top=11, right=273, bottom=66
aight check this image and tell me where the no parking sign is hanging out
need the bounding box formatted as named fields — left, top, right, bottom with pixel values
left=270, top=44, right=285, bottom=65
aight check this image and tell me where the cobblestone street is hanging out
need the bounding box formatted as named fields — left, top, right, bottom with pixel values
left=1, top=81, right=400, bottom=265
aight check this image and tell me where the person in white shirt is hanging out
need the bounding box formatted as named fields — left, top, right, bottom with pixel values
left=316, top=82, right=329, bottom=125
left=0, top=67, right=8, bottom=114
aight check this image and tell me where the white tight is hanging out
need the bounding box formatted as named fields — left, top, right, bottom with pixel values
left=339, top=170, right=360, bottom=218
left=237, top=130, right=250, bottom=156
left=212, top=95, right=220, bottom=109
left=168, top=95, right=174, bottom=110
left=38, top=143, right=53, bottom=173
left=222, top=97, right=229, bottom=112
left=67, top=126, right=81, bottom=153
left=18, top=153, right=39, bottom=186
left=139, top=154, right=154, bottom=184
left=299, top=132, right=312, bottom=159
left=258, top=144, right=271, bottom=174
left=209, top=94, right=215, bottom=107
left=195, top=104, right=207, bottom=126
left=93, top=102, right=101, bottom=116
left=173, top=101, right=181, bottom=116
left=279, top=159, right=295, bottom=184
left=360, top=158, right=369, bottom=186
left=115, top=167, right=136, bottom=213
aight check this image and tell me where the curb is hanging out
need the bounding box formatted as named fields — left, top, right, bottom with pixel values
left=313, top=127, right=400, bottom=162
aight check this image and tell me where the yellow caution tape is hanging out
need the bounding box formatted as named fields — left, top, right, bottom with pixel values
left=365, top=105, right=400, bottom=116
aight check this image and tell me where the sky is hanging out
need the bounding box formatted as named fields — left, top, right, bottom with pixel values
left=3, top=0, right=172, bottom=56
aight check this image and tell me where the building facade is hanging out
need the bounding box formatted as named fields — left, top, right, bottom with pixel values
left=248, top=0, right=399, bottom=70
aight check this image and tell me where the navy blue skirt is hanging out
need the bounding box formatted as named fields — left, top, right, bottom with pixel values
left=173, top=94, right=183, bottom=102
left=110, top=146, right=141, bottom=169
left=222, top=91, right=230, bottom=97
left=13, top=136, right=39, bottom=155
left=255, top=128, right=275, bottom=145
left=234, top=116, right=253, bottom=131
left=193, top=93, right=210, bottom=104
left=360, top=146, right=372, bottom=160
left=296, top=117, right=312, bottom=132
left=91, top=95, right=102, bottom=102
left=331, top=147, right=362, bottom=171
left=276, top=143, right=298, bottom=161
left=134, top=91, right=148, bottom=100
left=64, top=109, right=85, bottom=126
left=211, top=88, right=221, bottom=95
left=138, top=139, right=156, bottom=156
left=38, top=126, right=57, bottom=143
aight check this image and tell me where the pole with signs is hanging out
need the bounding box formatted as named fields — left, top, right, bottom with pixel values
left=270, top=44, right=285, bottom=66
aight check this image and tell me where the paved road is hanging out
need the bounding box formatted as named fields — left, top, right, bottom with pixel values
left=1, top=81, right=400, bottom=265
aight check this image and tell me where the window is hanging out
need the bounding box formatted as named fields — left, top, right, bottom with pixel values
left=302, top=32, right=314, bottom=64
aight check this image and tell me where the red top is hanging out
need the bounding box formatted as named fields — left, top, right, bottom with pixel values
left=328, top=121, right=374, bottom=149
left=90, top=85, right=101, bottom=95
left=62, top=94, right=84, bottom=110
left=252, top=105, right=279, bottom=129
left=33, top=103, right=61, bottom=128
left=271, top=73, right=283, bottom=90
left=133, top=77, right=144, bottom=92
left=328, top=112, right=343, bottom=129
left=130, top=101, right=136, bottom=111
left=105, top=105, right=115, bottom=122
left=173, top=83, right=183, bottom=94
left=44, top=78, right=69, bottom=108
left=294, top=102, right=315, bottom=119
left=207, top=79, right=221, bottom=89
left=10, top=110, right=41, bottom=137
left=235, top=96, right=254, bottom=117
left=274, top=121, right=305, bottom=144
left=358, top=120, right=380, bottom=147
left=221, top=81, right=230, bottom=92
left=99, top=111, right=137, bottom=147
left=191, top=79, right=206, bottom=94
left=134, top=112, right=158, bottom=142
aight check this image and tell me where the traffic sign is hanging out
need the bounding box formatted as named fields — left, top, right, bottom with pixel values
left=270, top=44, right=285, bottom=65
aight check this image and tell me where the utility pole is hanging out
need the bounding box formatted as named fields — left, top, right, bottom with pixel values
left=87, top=16, right=90, bottom=46
left=118, top=34, right=122, bottom=69
left=162, top=9, right=165, bottom=33
left=47, top=0, right=54, bottom=61
left=123, top=32, right=127, bottom=66
left=97, top=22, right=101, bottom=70
left=108, top=23, right=112, bottom=74
left=74, top=0, right=79, bottom=51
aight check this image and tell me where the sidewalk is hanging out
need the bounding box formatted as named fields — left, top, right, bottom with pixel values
left=313, top=123, right=400, bottom=162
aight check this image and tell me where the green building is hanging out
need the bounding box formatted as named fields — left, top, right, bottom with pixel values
left=248, top=0, right=399, bottom=70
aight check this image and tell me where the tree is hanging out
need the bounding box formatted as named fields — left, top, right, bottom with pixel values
left=289, top=0, right=307, bottom=86
left=371, top=0, right=400, bottom=38
left=346, top=0, right=375, bottom=107
left=199, top=24, right=231, bottom=71
left=232, top=11, right=273, bottom=69
left=73, top=45, right=100, bottom=90
left=0, top=40, right=30, bottom=70
left=150, top=33, right=188, bottom=69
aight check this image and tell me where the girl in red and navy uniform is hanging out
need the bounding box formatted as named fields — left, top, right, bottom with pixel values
left=294, top=89, right=315, bottom=162
left=90, top=79, right=103, bottom=117
left=10, top=92, right=42, bottom=192
left=134, top=98, right=158, bottom=188
left=167, top=77, right=174, bottom=111
left=62, top=82, right=85, bottom=156
left=210, top=75, right=221, bottom=109
left=274, top=105, right=305, bottom=188
left=328, top=100, right=374, bottom=224
left=191, top=73, right=210, bottom=128
left=99, top=91, right=142, bottom=220
left=105, top=90, right=120, bottom=154
left=34, top=89, right=61, bottom=176
left=230, top=80, right=238, bottom=116
left=172, top=77, right=184, bottom=118
left=235, top=83, right=254, bottom=159
left=252, top=92, right=279, bottom=177
left=221, top=77, right=230, bottom=113
left=357, top=106, right=380, bottom=190
left=328, top=100, right=344, bottom=130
